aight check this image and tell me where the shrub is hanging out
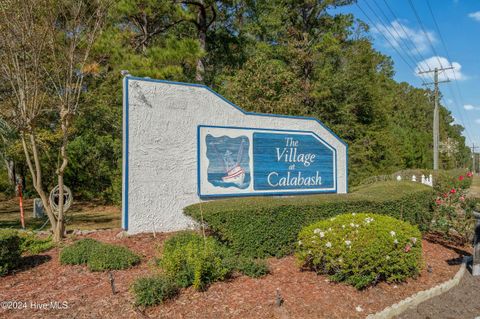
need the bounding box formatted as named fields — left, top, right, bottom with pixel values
left=159, top=232, right=233, bottom=290
left=87, top=244, right=141, bottom=271
left=234, top=257, right=269, bottom=278
left=296, top=213, right=422, bottom=289
left=0, top=229, right=21, bottom=276
left=131, top=275, right=179, bottom=307
left=432, top=171, right=475, bottom=242
left=185, top=182, right=433, bottom=258
left=60, top=238, right=100, bottom=265
left=19, top=232, right=54, bottom=254
left=60, top=239, right=140, bottom=271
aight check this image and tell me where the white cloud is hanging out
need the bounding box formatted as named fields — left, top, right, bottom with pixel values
left=465, top=104, right=480, bottom=111
left=468, top=11, right=480, bottom=21
left=415, top=56, right=466, bottom=81
left=373, top=20, right=437, bottom=54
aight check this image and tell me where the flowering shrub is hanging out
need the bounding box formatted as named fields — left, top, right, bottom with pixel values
left=432, top=171, right=476, bottom=242
left=296, top=213, right=422, bottom=289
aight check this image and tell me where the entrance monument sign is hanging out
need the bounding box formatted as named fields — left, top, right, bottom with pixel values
left=123, top=76, right=348, bottom=233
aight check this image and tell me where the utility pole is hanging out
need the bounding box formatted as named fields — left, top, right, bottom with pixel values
left=419, top=66, right=454, bottom=170
left=473, top=143, right=478, bottom=174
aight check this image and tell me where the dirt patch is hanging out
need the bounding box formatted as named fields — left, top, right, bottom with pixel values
left=0, top=230, right=468, bottom=319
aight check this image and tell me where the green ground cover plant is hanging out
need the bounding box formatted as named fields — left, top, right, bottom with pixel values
left=60, top=238, right=140, bottom=271
left=0, top=229, right=21, bottom=276
left=296, top=213, right=422, bottom=289
left=185, top=181, right=433, bottom=258
left=131, top=275, right=180, bottom=307
left=19, top=232, right=54, bottom=254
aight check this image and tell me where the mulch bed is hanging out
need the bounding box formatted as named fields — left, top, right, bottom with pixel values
left=0, top=229, right=469, bottom=319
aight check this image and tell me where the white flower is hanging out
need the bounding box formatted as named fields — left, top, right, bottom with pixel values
left=325, top=242, right=332, bottom=248
left=364, top=217, right=374, bottom=224
left=314, top=228, right=322, bottom=234
left=328, top=227, right=332, bottom=232
left=298, top=240, right=303, bottom=246
left=394, top=239, right=398, bottom=245
left=342, top=225, right=346, bottom=229
left=352, top=213, right=356, bottom=216
left=386, top=256, right=391, bottom=260
left=390, top=231, right=396, bottom=237
left=345, top=240, right=352, bottom=246
left=350, top=223, right=355, bottom=227
left=338, top=258, right=343, bottom=263
left=411, top=237, right=417, bottom=245
left=308, top=250, right=312, bottom=254
left=355, top=224, right=360, bottom=228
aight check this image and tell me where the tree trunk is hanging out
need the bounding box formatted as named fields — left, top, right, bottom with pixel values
left=54, top=116, right=69, bottom=242
left=4, top=159, right=15, bottom=187
left=21, top=133, right=57, bottom=231
left=195, top=1, right=207, bottom=82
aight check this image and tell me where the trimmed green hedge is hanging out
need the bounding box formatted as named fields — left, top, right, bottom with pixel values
left=185, top=182, right=433, bottom=258
left=0, top=229, right=21, bottom=276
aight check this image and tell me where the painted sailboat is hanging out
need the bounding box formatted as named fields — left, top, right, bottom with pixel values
left=220, top=139, right=246, bottom=186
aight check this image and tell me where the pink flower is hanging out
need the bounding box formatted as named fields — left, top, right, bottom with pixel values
left=442, top=193, right=448, bottom=198
left=460, top=196, right=465, bottom=202
left=459, top=175, right=464, bottom=181
left=435, top=199, right=443, bottom=205
left=450, top=188, right=456, bottom=194
left=467, top=172, right=473, bottom=178
left=405, top=244, right=411, bottom=253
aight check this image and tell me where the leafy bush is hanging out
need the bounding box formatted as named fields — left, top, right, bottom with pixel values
left=296, top=213, right=422, bottom=289
left=131, top=275, right=179, bottom=307
left=234, top=257, right=270, bottom=278
left=87, top=244, right=141, bottom=271
left=159, top=232, right=233, bottom=290
left=19, top=232, right=54, bottom=254
left=60, top=238, right=100, bottom=265
left=185, top=182, right=433, bottom=258
left=0, top=229, right=21, bottom=276
left=432, top=171, right=475, bottom=242
left=60, top=238, right=140, bottom=271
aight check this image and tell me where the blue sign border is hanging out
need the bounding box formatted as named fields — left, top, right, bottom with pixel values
left=123, top=76, right=349, bottom=230
left=197, top=125, right=338, bottom=198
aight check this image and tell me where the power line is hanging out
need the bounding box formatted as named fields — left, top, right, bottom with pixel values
left=380, top=0, right=429, bottom=67
left=407, top=0, right=446, bottom=72
left=407, top=0, right=473, bottom=148
left=370, top=0, right=431, bottom=84
left=355, top=2, right=426, bottom=85
left=425, top=0, right=474, bottom=143
left=364, top=0, right=421, bottom=73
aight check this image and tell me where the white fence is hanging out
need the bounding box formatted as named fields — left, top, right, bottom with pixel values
left=396, top=174, right=433, bottom=187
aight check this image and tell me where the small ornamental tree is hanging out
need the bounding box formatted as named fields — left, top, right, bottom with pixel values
left=0, top=0, right=108, bottom=241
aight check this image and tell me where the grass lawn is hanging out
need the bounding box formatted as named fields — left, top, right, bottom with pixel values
left=0, top=193, right=120, bottom=231
left=469, top=175, right=480, bottom=198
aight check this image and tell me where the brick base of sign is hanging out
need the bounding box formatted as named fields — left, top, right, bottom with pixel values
left=366, top=256, right=470, bottom=319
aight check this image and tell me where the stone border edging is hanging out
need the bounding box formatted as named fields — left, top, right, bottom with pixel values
left=366, top=256, right=471, bottom=319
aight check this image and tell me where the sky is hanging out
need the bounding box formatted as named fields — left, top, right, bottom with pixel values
left=332, top=0, right=480, bottom=149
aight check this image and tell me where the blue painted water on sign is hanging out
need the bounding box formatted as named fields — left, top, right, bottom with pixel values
left=205, top=134, right=251, bottom=189
left=253, top=132, right=334, bottom=190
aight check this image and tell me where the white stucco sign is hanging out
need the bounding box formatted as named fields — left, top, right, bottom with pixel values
left=123, top=76, right=348, bottom=234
